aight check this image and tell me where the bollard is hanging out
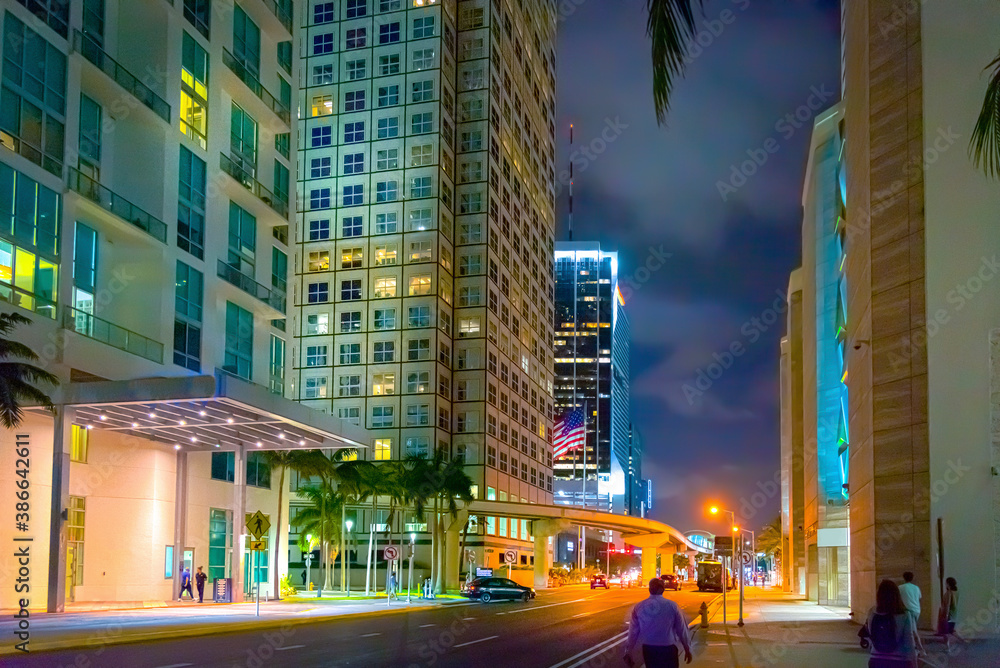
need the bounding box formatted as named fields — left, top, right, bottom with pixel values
left=699, top=601, right=709, bottom=628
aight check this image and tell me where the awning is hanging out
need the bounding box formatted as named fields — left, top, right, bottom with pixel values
left=45, top=372, right=368, bottom=452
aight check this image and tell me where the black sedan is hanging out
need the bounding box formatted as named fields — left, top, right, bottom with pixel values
left=661, top=574, right=682, bottom=591
left=461, top=577, right=536, bottom=603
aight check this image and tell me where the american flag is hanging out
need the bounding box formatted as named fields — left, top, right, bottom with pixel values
left=552, top=409, right=586, bottom=459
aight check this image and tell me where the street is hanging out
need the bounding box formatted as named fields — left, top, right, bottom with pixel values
left=7, top=585, right=714, bottom=668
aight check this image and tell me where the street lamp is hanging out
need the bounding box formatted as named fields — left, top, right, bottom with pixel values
left=709, top=505, right=741, bottom=625
left=408, top=532, right=416, bottom=604
left=345, top=519, right=354, bottom=597
left=304, top=534, right=314, bottom=593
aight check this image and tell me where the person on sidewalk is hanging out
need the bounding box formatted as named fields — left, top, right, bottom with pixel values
left=195, top=566, right=207, bottom=603
left=864, top=579, right=917, bottom=668
left=388, top=569, right=398, bottom=600
left=179, top=566, right=194, bottom=601
left=897, top=572, right=925, bottom=654
left=938, top=577, right=965, bottom=650
left=623, top=578, right=693, bottom=668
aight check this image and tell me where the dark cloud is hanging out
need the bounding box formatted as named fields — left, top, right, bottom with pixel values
left=556, top=0, right=840, bottom=531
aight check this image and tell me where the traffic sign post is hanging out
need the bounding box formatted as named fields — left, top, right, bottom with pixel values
left=384, top=545, right=400, bottom=560
left=245, top=511, right=270, bottom=617
left=504, top=549, right=517, bottom=565
left=384, top=546, right=399, bottom=607
left=246, top=510, right=270, bottom=539
left=741, top=551, right=752, bottom=565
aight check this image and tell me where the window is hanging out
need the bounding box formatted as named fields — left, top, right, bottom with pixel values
left=338, top=407, right=360, bottom=424
left=407, top=371, right=430, bottom=393
left=375, top=243, right=397, bottom=266
left=339, top=343, right=362, bottom=364
left=341, top=247, right=363, bottom=269
left=410, top=176, right=432, bottom=198
left=311, top=157, right=332, bottom=178
left=311, top=126, right=333, bottom=147
left=342, top=185, right=364, bottom=206
left=313, top=64, right=334, bottom=85
left=227, top=202, right=257, bottom=276
left=303, top=377, right=327, bottom=399
left=372, top=406, right=394, bottom=428
left=344, top=153, right=364, bottom=174
left=344, top=122, right=365, bottom=143
left=310, top=188, right=332, bottom=209
left=410, top=144, right=433, bottom=166
left=346, top=0, right=368, bottom=18
left=175, top=261, right=204, bottom=322
left=460, top=130, right=483, bottom=152
left=377, top=85, right=399, bottom=107
left=379, top=0, right=401, bottom=11
left=411, top=112, right=432, bottom=134
left=346, top=28, right=367, bottom=49
left=183, top=0, right=210, bottom=38
left=459, top=254, right=481, bottom=276
left=344, top=90, right=366, bottom=112
left=314, top=2, right=336, bottom=23
left=178, top=146, right=206, bottom=259
left=338, top=374, right=361, bottom=396
left=458, top=286, right=481, bottom=306
left=340, top=279, right=362, bottom=301
left=408, top=275, right=431, bottom=296
left=379, top=22, right=400, bottom=44
left=374, top=276, right=397, bottom=298
left=373, top=341, right=395, bottom=363
left=180, top=33, right=208, bottom=149
left=377, top=117, right=399, bottom=139
left=211, top=451, right=236, bottom=482
left=373, top=438, right=392, bottom=460
left=233, top=6, right=261, bottom=78
left=307, top=251, right=329, bottom=272
left=313, top=33, right=335, bottom=55
left=406, top=405, right=429, bottom=426
left=409, top=208, right=432, bottom=230
left=309, top=219, right=331, bottom=241
left=306, top=313, right=329, bottom=335
left=460, top=192, right=482, bottom=213
left=308, top=282, right=329, bottom=303
left=374, top=308, right=395, bottom=330
left=405, top=437, right=429, bottom=457
left=460, top=161, right=483, bottom=183
left=413, top=16, right=435, bottom=39
left=376, top=149, right=398, bottom=170
left=412, top=48, right=435, bottom=70
left=69, top=424, right=89, bottom=463
left=407, top=339, right=430, bottom=361
left=408, top=305, right=431, bottom=327
left=340, top=310, right=362, bottom=332
left=459, top=317, right=480, bottom=337
left=376, top=180, right=398, bottom=202
left=346, top=59, right=366, bottom=80
left=379, top=55, right=400, bottom=76
left=342, top=216, right=363, bottom=237
left=412, top=80, right=433, bottom=102
left=224, top=302, right=253, bottom=380
left=306, top=345, right=328, bottom=367
left=375, top=214, right=398, bottom=235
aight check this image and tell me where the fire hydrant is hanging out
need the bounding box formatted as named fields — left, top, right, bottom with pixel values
left=699, top=601, right=709, bottom=628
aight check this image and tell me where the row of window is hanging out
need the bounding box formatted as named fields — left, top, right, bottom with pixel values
left=309, top=78, right=435, bottom=118
left=312, top=15, right=435, bottom=55
left=313, top=0, right=424, bottom=23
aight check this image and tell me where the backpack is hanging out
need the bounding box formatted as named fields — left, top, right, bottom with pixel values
left=869, top=612, right=899, bottom=653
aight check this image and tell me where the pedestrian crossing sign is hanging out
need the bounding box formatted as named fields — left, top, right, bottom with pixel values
left=246, top=510, right=270, bottom=539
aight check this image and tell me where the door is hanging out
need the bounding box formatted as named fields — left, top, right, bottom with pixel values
left=502, top=579, right=520, bottom=600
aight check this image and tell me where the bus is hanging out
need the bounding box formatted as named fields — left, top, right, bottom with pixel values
left=697, top=560, right=726, bottom=592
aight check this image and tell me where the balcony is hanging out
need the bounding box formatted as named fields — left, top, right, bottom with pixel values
left=67, top=168, right=167, bottom=243
left=260, top=0, right=293, bottom=35
left=63, top=305, right=164, bottom=364
left=222, top=48, right=290, bottom=126
left=0, top=284, right=57, bottom=320
left=217, top=259, right=286, bottom=313
left=73, top=30, right=170, bottom=124
left=219, top=153, right=289, bottom=219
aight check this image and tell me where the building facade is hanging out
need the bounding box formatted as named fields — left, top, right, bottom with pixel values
left=291, top=0, right=558, bottom=570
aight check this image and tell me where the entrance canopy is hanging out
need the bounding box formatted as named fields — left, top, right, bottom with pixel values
left=46, top=371, right=368, bottom=452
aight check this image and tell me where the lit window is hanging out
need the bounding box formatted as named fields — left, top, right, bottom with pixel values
left=408, top=274, right=432, bottom=296
left=374, top=277, right=397, bottom=298
left=373, top=438, right=392, bottom=460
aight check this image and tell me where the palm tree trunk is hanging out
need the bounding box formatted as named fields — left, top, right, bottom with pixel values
left=273, top=465, right=286, bottom=600
left=457, top=518, right=470, bottom=586
left=340, top=503, right=347, bottom=593
left=320, top=484, right=328, bottom=592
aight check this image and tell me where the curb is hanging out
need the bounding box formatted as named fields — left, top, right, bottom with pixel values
left=0, top=600, right=471, bottom=658
left=688, top=592, right=726, bottom=640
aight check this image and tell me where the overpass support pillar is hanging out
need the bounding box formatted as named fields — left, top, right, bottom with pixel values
left=641, top=546, right=657, bottom=584
left=530, top=519, right=569, bottom=590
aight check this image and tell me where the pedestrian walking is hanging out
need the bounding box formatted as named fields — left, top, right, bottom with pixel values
left=623, top=578, right=693, bottom=667
left=388, top=569, right=398, bottom=600
left=179, top=566, right=194, bottom=601
left=897, top=572, right=924, bottom=654
left=195, top=566, right=207, bottom=603
left=862, top=579, right=917, bottom=668
left=938, top=577, right=965, bottom=650
left=301, top=569, right=307, bottom=585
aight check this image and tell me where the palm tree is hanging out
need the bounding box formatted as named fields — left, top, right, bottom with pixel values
left=0, top=312, right=58, bottom=428
left=291, top=480, right=344, bottom=587
left=335, top=459, right=376, bottom=592
left=646, top=2, right=1000, bottom=175
left=291, top=450, right=339, bottom=590
left=260, top=449, right=317, bottom=599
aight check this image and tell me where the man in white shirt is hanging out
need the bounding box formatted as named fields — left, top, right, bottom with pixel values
left=623, top=578, right=693, bottom=667
left=898, top=571, right=925, bottom=653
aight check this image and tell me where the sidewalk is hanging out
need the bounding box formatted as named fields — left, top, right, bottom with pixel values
left=0, top=592, right=469, bottom=657
left=690, top=587, right=1000, bottom=668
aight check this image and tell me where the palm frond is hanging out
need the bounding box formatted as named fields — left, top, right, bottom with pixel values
left=0, top=338, right=42, bottom=362
left=647, top=0, right=702, bottom=125
left=971, top=50, right=1000, bottom=178
left=0, top=312, right=32, bottom=337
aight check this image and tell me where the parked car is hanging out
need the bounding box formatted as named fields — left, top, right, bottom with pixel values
left=461, top=577, right=535, bottom=603
left=591, top=575, right=609, bottom=589
left=661, top=574, right=682, bottom=591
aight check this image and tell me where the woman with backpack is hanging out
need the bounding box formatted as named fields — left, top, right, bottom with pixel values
left=864, top=579, right=917, bottom=668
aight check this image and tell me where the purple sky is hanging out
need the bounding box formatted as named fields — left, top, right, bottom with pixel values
left=555, top=0, right=842, bottom=533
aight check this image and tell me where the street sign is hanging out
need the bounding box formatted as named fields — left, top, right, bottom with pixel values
left=466, top=549, right=476, bottom=563
left=249, top=540, right=266, bottom=551
left=741, top=551, right=753, bottom=565
left=384, top=545, right=399, bottom=561
left=504, top=549, right=517, bottom=564
left=213, top=578, right=232, bottom=603
left=476, top=567, right=493, bottom=577
left=246, top=510, right=270, bottom=539
left=715, top=536, right=733, bottom=557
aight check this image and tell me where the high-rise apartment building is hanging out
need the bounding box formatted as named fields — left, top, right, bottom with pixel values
left=292, top=0, right=558, bottom=566
left=552, top=242, right=632, bottom=514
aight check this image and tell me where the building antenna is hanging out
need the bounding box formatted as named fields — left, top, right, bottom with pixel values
left=568, top=123, right=574, bottom=242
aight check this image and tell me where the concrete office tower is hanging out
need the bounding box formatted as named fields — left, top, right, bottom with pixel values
left=0, top=0, right=368, bottom=612
left=293, top=0, right=558, bottom=571
left=781, top=104, right=850, bottom=606
left=551, top=242, right=633, bottom=514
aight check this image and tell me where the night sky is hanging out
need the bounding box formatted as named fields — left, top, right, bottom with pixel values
left=555, top=1, right=842, bottom=534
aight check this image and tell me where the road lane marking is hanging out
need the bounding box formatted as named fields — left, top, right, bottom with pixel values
left=547, top=632, right=629, bottom=668
left=294, top=608, right=319, bottom=614
left=493, top=597, right=588, bottom=615
left=419, top=623, right=436, bottom=628
left=571, top=611, right=597, bottom=618
left=361, top=632, right=382, bottom=637
left=453, top=635, right=499, bottom=648
left=562, top=637, right=628, bottom=668
left=275, top=645, right=305, bottom=651
left=462, top=617, right=476, bottom=621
